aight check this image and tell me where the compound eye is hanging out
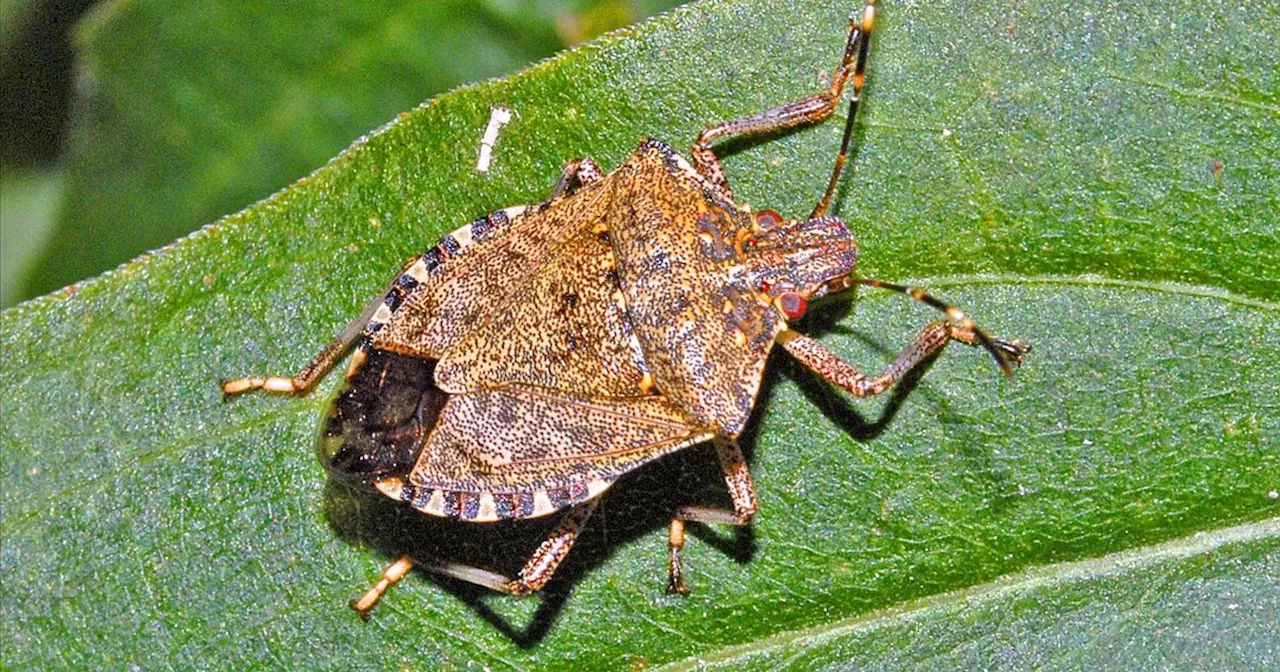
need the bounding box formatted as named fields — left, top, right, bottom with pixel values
left=756, top=209, right=783, bottom=231
left=777, top=291, right=808, bottom=321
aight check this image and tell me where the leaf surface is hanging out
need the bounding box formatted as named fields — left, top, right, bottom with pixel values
left=2, top=0, right=1277, bottom=669
left=17, top=0, right=679, bottom=299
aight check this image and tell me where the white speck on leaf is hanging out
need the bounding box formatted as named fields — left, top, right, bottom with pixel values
left=476, top=106, right=514, bottom=173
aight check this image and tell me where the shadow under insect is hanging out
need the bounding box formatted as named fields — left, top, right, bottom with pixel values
left=321, top=439, right=744, bottom=647
left=317, top=313, right=949, bottom=646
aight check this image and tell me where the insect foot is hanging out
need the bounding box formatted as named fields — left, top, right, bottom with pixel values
left=223, top=0, right=1030, bottom=615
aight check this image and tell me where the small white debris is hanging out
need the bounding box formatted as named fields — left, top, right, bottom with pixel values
left=1269, top=490, right=1278, bottom=500
left=941, top=127, right=952, bottom=138
left=476, top=106, right=514, bottom=173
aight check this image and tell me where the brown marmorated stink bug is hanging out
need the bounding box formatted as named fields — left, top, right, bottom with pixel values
left=223, top=0, right=1030, bottom=617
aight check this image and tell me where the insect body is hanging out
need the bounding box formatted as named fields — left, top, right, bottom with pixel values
left=223, top=0, right=1030, bottom=616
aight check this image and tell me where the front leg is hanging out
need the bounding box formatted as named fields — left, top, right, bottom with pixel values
left=667, top=438, right=758, bottom=595
left=689, top=1, right=876, bottom=203
left=778, top=324, right=1030, bottom=397
left=552, top=157, right=603, bottom=198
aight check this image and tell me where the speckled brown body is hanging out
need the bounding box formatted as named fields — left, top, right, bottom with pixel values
left=222, top=1, right=1029, bottom=610
left=321, top=138, right=855, bottom=525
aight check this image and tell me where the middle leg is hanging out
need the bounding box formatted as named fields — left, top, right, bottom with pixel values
left=667, top=438, right=758, bottom=595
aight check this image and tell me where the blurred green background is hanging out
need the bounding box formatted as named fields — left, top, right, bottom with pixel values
left=0, top=0, right=685, bottom=307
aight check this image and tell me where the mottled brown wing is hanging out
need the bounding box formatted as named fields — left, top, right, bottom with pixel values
left=377, top=384, right=710, bottom=521
left=434, top=190, right=647, bottom=398
left=609, top=140, right=784, bottom=437
left=372, top=177, right=614, bottom=360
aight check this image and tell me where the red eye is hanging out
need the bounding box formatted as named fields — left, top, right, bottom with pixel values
left=777, top=292, right=808, bottom=320
left=743, top=238, right=758, bottom=251
left=756, top=209, right=783, bottom=230
left=756, top=278, right=773, bottom=293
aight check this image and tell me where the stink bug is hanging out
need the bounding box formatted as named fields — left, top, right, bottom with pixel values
left=223, top=0, right=1030, bottom=616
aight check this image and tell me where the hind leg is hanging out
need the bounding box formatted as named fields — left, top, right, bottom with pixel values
left=350, top=501, right=598, bottom=617
left=220, top=277, right=396, bottom=395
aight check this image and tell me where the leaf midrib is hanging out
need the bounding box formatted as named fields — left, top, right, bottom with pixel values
left=655, top=516, right=1280, bottom=671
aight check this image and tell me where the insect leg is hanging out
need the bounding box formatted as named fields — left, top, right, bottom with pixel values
left=220, top=282, right=391, bottom=396
left=667, top=438, right=758, bottom=595
left=503, top=499, right=598, bottom=595
left=779, top=323, right=950, bottom=397
left=777, top=319, right=1030, bottom=398
left=350, top=553, right=519, bottom=618
left=350, top=501, right=599, bottom=615
left=689, top=1, right=876, bottom=200
left=221, top=248, right=440, bottom=397
left=830, top=277, right=1033, bottom=376
left=552, top=157, right=604, bottom=198
left=350, top=555, right=415, bottom=619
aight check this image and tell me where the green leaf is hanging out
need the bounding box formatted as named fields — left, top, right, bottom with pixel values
left=16, top=0, right=680, bottom=300
left=665, top=520, right=1280, bottom=670
left=2, top=0, right=1277, bottom=669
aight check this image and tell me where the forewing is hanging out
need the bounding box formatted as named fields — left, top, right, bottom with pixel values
left=375, top=385, right=710, bottom=521
left=434, top=194, right=647, bottom=398
left=372, top=178, right=613, bottom=360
